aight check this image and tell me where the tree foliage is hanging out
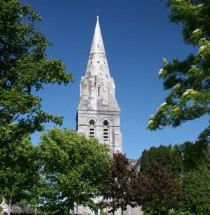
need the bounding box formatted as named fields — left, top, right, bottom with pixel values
left=0, top=0, right=73, bottom=137
left=140, top=125, right=209, bottom=172
left=140, top=145, right=183, bottom=177
left=100, top=153, right=138, bottom=214
left=37, top=127, right=112, bottom=214
left=139, top=128, right=209, bottom=214
left=0, top=124, right=40, bottom=215
left=177, top=165, right=210, bottom=215
left=139, top=162, right=183, bottom=215
left=181, top=126, right=210, bottom=171
left=148, top=0, right=210, bottom=130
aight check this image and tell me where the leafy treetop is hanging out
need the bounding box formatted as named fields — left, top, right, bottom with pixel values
left=139, top=162, right=183, bottom=215
left=181, top=126, right=210, bottom=171
left=148, top=0, right=210, bottom=130
left=140, top=145, right=183, bottom=177
left=100, top=153, right=139, bottom=214
left=0, top=0, right=73, bottom=136
left=37, top=128, right=112, bottom=214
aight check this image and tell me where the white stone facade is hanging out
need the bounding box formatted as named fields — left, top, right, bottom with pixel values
left=76, top=16, right=122, bottom=153
left=76, top=205, right=143, bottom=215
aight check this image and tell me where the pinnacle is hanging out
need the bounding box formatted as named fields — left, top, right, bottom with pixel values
left=90, top=16, right=106, bottom=55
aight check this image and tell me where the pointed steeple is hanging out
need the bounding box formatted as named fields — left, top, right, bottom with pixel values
left=77, top=16, right=122, bottom=153
left=90, top=16, right=106, bottom=55
left=85, top=16, right=110, bottom=78
left=78, top=15, right=120, bottom=110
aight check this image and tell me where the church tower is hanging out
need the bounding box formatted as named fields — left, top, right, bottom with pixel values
left=76, top=16, right=122, bottom=152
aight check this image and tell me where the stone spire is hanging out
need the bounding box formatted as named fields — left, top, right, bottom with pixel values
left=78, top=16, right=119, bottom=110
left=77, top=16, right=122, bottom=153
left=84, top=16, right=110, bottom=79
left=90, top=16, right=106, bottom=55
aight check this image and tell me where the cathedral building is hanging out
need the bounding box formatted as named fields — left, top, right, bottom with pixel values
left=76, top=16, right=122, bottom=153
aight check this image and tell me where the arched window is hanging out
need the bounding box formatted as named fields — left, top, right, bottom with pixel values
left=103, top=120, right=109, bottom=142
left=89, top=119, right=95, bottom=137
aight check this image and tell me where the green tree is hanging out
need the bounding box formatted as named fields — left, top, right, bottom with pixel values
left=181, top=126, right=210, bottom=171
left=0, top=124, right=40, bottom=215
left=37, top=127, right=112, bottom=214
left=0, top=0, right=73, bottom=137
left=177, top=165, right=210, bottom=215
left=148, top=0, right=209, bottom=130
left=140, top=145, right=183, bottom=177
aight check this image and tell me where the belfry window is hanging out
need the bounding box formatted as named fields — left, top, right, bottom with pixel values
left=103, top=120, right=109, bottom=142
left=89, top=120, right=95, bottom=137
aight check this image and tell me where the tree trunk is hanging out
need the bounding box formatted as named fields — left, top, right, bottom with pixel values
left=76, top=203, right=78, bottom=214
left=34, top=205, right=37, bottom=215
left=7, top=199, right=12, bottom=215
left=68, top=198, right=74, bottom=215
left=121, top=207, right=124, bottom=215
left=70, top=204, right=74, bottom=214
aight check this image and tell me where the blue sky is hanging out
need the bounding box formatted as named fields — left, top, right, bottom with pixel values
left=22, top=0, right=209, bottom=159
